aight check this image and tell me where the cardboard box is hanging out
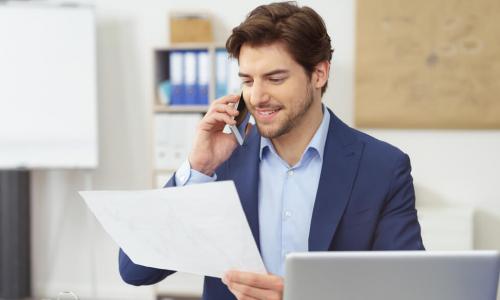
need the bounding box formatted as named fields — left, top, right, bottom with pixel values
left=170, top=14, right=213, bottom=43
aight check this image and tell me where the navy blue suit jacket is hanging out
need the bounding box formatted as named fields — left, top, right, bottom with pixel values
left=119, top=110, right=424, bottom=300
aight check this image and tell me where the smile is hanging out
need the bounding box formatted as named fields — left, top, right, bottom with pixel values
left=255, top=108, right=281, bottom=121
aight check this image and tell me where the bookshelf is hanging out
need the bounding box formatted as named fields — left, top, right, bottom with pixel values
left=151, top=41, right=244, bottom=298
left=152, top=43, right=228, bottom=112
left=151, top=43, right=239, bottom=190
left=152, top=43, right=233, bottom=300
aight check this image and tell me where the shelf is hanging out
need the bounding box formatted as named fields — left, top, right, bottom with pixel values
left=151, top=42, right=232, bottom=189
left=153, top=44, right=237, bottom=112
left=154, top=104, right=209, bottom=113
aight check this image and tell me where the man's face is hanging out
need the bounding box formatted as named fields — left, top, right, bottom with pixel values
left=238, top=42, right=315, bottom=139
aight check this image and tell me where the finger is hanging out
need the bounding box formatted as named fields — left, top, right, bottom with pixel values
left=226, top=281, right=271, bottom=299
left=225, top=271, right=284, bottom=291
left=207, top=100, right=238, bottom=116
left=204, top=111, right=237, bottom=127
left=211, top=103, right=240, bottom=117
left=212, top=94, right=240, bottom=106
left=227, top=286, right=259, bottom=300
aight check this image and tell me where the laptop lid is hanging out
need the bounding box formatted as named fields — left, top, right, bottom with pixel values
left=284, top=251, right=500, bottom=300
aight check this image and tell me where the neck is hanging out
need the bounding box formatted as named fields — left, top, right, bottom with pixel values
left=271, top=100, right=324, bottom=167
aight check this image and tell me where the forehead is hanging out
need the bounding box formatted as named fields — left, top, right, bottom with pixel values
left=238, top=42, right=300, bottom=75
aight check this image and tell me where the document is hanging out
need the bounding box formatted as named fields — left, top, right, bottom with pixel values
left=80, top=181, right=266, bottom=278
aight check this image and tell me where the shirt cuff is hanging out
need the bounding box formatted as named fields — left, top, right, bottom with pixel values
left=175, top=159, right=217, bottom=186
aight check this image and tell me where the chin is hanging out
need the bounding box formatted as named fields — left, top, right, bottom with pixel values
left=256, top=122, right=291, bottom=139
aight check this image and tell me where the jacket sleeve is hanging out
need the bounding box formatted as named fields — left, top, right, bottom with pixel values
left=118, top=248, right=175, bottom=286
left=372, top=153, right=425, bottom=250
left=118, top=174, right=179, bottom=286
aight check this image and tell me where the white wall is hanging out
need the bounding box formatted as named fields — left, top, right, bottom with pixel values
left=31, top=0, right=500, bottom=299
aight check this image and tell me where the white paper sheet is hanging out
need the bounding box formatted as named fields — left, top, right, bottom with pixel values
left=79, top=180, right=266, bottom=278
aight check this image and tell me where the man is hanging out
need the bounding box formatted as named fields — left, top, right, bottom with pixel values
left=119, top=2, right=424, bottom=300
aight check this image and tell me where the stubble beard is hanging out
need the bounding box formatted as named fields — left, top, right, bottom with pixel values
left=256, top=84, right=315, bottom=139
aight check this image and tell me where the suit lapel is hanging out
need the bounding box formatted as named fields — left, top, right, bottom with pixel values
left=229, top=126, right=262, bottom=252
left=309, top=110, right=364, bottom=251
left=229, top=111, right=363, bottom=253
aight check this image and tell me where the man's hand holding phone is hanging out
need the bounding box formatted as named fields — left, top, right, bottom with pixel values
left=188, top=94, right=243, bottom=177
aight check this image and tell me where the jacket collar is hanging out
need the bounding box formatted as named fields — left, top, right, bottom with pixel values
left=230, top=108, right=364, bottom=252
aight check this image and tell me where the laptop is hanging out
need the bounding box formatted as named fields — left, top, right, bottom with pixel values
left=284, top=251, right=500, bottom=300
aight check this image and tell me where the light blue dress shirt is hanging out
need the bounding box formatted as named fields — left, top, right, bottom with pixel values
left=175, top=105, right=330, bottom=276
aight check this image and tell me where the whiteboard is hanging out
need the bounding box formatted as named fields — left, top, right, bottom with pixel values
left=0, top=4, right=97, bottom=169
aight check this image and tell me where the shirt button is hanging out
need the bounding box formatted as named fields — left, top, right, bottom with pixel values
left=284, top=211, right=292, bottom=218
left=287, top=170, right=294, bottom=176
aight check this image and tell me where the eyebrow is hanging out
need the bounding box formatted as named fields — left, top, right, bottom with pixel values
left=238, top=69, right=290, bottom=78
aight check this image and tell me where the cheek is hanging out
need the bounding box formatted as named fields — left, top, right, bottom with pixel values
left=277, top=81, right=309, bottom=105
left=242, top=89, right=251, bottom=104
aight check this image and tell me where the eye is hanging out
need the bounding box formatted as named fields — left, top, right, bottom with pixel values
left=242, top=80, right=253, bottom=86
left=269, top=78, right=285, bottom=84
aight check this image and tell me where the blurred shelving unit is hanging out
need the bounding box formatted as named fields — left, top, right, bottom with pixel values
left=151, top=43, right=229, bottom=188
left=151, top=42, right=239, bottom=300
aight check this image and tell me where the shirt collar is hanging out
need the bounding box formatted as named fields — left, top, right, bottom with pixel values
left=259, top=104, right=330, bottom=161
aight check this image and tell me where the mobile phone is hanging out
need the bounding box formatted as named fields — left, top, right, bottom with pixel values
left=229, top=92, right=249, bottom=145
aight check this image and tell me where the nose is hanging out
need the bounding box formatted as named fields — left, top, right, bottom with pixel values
left=248, top=80, right=270, bottom=107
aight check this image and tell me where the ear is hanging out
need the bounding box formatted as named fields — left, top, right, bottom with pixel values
left=312, top=61, right=330, bottom=89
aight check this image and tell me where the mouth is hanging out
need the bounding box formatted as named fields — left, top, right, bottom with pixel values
left=254, top=107, right=281, bottom=122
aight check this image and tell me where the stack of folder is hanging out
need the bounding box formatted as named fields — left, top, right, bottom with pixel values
left=216, top=48, right=241, bottom=99
left=158, top=49, right=210, bottom=106
left=157, top=48, right=241, bottom=106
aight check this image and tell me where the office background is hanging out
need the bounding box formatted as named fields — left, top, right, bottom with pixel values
left=2, top=0, right=498, bottom=299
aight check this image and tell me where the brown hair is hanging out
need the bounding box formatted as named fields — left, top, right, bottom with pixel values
left=226, top=1, right=333, bottom=95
